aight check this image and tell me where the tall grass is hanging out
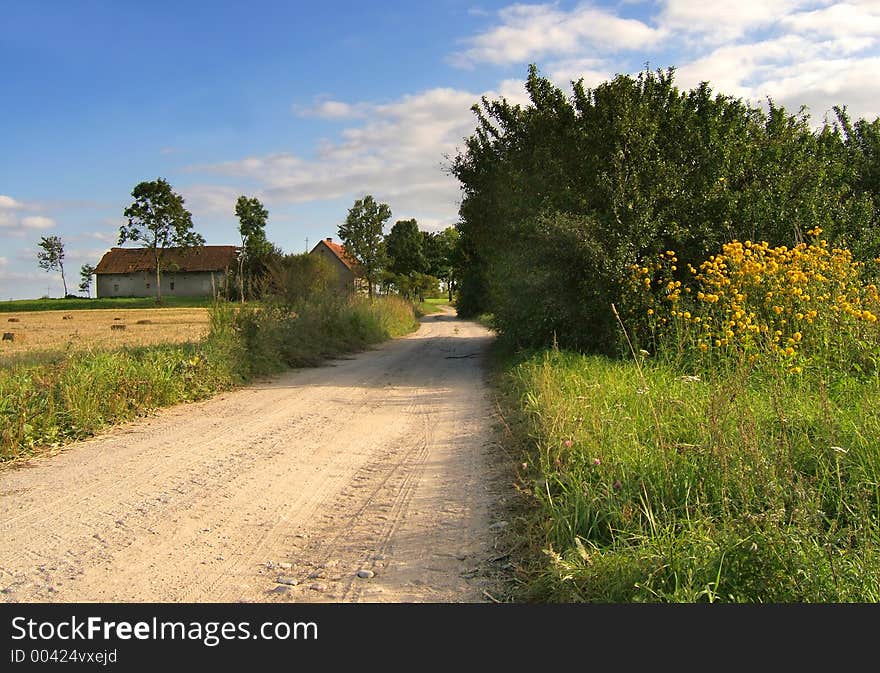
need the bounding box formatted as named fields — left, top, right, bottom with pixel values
left=503, top=349, right=880, bottom=602
left=501, top=236, right=880, bottom=602
left=0, top=295, right=418, bottom=461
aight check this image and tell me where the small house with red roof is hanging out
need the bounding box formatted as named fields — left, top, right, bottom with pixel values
left=94, top=245, right=238, bottom=298
left=309, top=237, right=365, bottom=293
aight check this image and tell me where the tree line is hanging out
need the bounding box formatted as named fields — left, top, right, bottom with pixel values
left=36, top=179, right=458, bottom=305
left=451, top=65, right=880, bottom=353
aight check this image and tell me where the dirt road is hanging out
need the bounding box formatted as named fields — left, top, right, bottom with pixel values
left=0, top=308, right=511, bottom=603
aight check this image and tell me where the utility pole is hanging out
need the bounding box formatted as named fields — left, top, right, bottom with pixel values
left=305, top=237, right=309, bottom=253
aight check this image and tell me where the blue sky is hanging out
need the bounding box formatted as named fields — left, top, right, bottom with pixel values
left=2, top=1, right=879, bottom=299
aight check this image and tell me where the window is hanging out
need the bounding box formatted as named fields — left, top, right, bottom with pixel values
left=170, top=281, right=175, bottom=290
left=113, top=284, right=119, bottom=292
left=146, top=282, right=150, bottom=289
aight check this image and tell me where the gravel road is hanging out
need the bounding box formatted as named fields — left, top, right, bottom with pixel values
left=0, top=308, right=511, bottom=603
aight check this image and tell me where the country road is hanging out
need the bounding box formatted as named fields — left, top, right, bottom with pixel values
left=0, top=308, right=512, bottom=603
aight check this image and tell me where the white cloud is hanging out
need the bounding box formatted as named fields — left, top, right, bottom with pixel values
left=180, top=184, right=244, bottom=218
left=449, top=2, right=662, bottom=68
left=0, top=195, right=23, bottom=210
left=187, top=85, right=519, bottom=227
left=21, top=216, right=55, bottom=230
left=657, top=0, right=815, bottom=42
left=780, top=2, right=880, bottom=39
left=295, top=100, right=369, bottom=119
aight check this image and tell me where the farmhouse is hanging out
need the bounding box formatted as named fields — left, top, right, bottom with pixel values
left=94, top=246, right=238, bottom=298
left=309, top=237, right=365, bottom=293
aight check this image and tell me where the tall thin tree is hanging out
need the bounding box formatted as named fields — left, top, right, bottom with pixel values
left=37, top=235, right=68, bottom=296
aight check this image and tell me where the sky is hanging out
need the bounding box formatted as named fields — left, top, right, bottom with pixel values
left=2, top=0, right=879, bottom=300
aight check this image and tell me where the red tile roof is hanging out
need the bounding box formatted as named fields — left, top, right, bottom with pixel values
left=95, top=246, right=238, bottom=274
left=313, top=238, right=361, bottom=274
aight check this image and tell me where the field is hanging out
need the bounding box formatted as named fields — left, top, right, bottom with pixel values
left=0, top=307, right=210, bottom=365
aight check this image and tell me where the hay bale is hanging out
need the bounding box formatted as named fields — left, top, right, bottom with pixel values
left=62, top=315, right=73, bottom=320
left=135, top=319, right=153, bottom=325
left=110, top=324, right=126, bottom=331
left=2, top=332, right=14, bottom=341
left=113, top=317, right=122, bottom=321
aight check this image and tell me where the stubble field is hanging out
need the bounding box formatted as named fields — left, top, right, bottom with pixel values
left=0, top=307, right=210, bottom=363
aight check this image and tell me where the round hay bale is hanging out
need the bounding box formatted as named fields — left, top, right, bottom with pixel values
left=7, top=317, right=19, bottom=322
left=2, top=332, right=14, bottom=341
left=135, top=319, right=153, bottom=325
left=110, top=324, right=126, bottom=331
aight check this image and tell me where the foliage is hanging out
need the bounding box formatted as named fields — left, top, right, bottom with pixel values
left=36, top=235, right=68, bottom=297
left=628, top=232, right=880, bottom=377
left=338, top=194, right=390, bottom=300
left=386, top=219, right=426, bottom=277
left=499, top=348, right=880, bottom=602
left=452, top=65, right=879, bottom=351
left=120, top=178, right=206, bottom=303
left=423, top=226, right=461, bottom=301
left=0, top=296, right=418, bottom=461
left=264, top=252, right=340, bottom=306
left=234, top=195, right=275, bottom=302
left=78, top=263, right=96, bottom=298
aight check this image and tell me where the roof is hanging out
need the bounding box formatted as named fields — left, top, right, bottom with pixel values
left=95, top=246, right=238, bottom=274
left=311, top=238, right=360, bottom=273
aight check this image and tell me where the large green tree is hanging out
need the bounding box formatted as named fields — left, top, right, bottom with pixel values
left=338, top=195, right=390, bottom=299
left=120, top=178, right=205, bottom=303
left=386, top=218, right=426, bottom=277
left=36, top=235, right=68, bottom=296
left=234, top=195, right=273, bottom=302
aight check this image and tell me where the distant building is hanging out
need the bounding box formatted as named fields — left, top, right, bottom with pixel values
left=94, top=246, right=238, bottom=298
left=309, top=237, right=365, bottom=293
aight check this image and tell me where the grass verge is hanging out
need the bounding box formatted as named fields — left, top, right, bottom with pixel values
left=0, top=296, right=215, bottom=312
left=497, top=347, right=880, bottom=602
left=1, top=295, right=419, bottom=462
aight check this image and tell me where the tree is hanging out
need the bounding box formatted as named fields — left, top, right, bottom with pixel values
left=234, top=195, right=272, bottom=302
left=120, top=178, right=205, bottom=303
left=427, top=227, right=460, bottom=301
left=266, top=252, right=338, bottom=306
left=79, top=263, right=96, bottom=298
left=338, top=195, right=390, bottom=300
left=386, top=219, right=426, bottom=277
left=37, top=235, right=68, bottom=296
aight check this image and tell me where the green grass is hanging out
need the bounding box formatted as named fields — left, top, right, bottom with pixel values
left=0, top=296, right=217, bottom=312
left=498, top=347, right=880, bottom=602
left=0, top=295, right=420, bottom=462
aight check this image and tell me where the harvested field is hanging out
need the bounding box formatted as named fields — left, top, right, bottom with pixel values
left=0, top=307, right=210, bottom=361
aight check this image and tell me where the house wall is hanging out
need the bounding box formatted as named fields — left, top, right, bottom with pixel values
left=310, top=244, right=356, bottom=292
left=96, top=271, right=226, bottom=298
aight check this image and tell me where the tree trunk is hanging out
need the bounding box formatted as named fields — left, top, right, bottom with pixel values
left=155, top=251, right=162, bottom=304
left=239, top=255, right=245, bottom=304
left=60, top=263, right=68, bottom=297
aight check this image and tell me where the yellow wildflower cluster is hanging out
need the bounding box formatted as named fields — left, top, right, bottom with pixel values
left=632, top=229, right=880, bottom=367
